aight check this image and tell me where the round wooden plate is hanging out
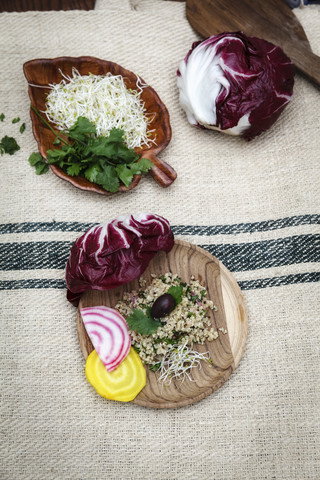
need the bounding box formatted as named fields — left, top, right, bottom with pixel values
left=77, top=240, right=248, bottom=408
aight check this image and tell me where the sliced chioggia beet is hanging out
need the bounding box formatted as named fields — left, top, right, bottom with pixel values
left=85, top=348, right=146, bottom=401
left=81, top=306, right=131, bottom=372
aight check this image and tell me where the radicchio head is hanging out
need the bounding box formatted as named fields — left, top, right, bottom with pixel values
left=177, top=32, right=295, bottom=140
left=66, top=213, right=174, bottom=305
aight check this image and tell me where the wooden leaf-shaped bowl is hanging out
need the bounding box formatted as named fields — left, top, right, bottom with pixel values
left=23, top=56, right=176, bottom=194
left=77, top=240, right=248, bottom=409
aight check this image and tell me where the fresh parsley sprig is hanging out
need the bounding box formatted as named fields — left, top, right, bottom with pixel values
left=28, top=108, right=153, bottom=193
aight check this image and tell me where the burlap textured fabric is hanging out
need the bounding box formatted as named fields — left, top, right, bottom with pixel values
left=0, top=2, right=319, bottom=479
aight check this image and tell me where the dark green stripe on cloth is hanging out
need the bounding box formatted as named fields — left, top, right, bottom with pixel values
left=1, top=234, right=319, bottom=272
left=0, top=214, right=319, bottom=235
left=0, top=272, right=319, bottom=291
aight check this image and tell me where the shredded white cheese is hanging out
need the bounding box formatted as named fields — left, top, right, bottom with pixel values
left=45, top=68, right=155, bottom=148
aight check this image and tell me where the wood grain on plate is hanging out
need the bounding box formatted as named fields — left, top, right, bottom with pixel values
left=186, top=0, right=320, bottom=87
left=23, top=56, right=176, bottom=194
left=77, top=240, right=248, bottom=409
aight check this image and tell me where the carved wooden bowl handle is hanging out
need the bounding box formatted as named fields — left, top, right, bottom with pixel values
left=142, top=151, right=177, bottom=188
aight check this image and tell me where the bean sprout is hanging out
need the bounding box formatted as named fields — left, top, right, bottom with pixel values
left=158, top=340, right=212, bottom=386
left=44, top=68, right=156, bottom=149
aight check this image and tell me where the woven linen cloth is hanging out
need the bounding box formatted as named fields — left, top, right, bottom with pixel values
left=0, top=2, right=319, bottom=479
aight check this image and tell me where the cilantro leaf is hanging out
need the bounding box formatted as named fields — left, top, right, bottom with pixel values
left=126, top=308, right=162, bottom=335
left=0, top=136, right=20, bottom=155
left=0, top=113, right=4, bottom=122
left=67, top=163, right=82, bottom=176
left=68, top=116, right=96, bottom=141
left=116, top=158, right=153, bottom=188
left=83, top=136, right=118, bottom=158
left=84, top=164, right=100, bottom=183
left=28, top=152, right=49, bottom=175
left=107, top=127, right=126, bottom=143
left=112, top=143, right=139, bottom=164
left=115, top=164, right=134, bottom=188
left=130, top=158, right=153, bottom=174
left=82, top=131, right=139, bottom=165
left=46, top=145, right=75, bottom=163
left=19, top=123, right=26, bottom=134
left=94, top=165, right=120, bottom=193
left=35, top=162, right=49, bottom=175
left=12, top=117, right=20, bottom=124
left=28, top=152, right=43, bottom=166
left=167, top=285, right=183, bottom=305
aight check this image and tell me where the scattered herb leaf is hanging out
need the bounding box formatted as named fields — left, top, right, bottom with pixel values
left=28, top=152, right=49, bottom=174
left=35, top=162, right=49, bottom=175
left=126, top=308, right=162, bottom=335
left=28, top=152, right=43, bottom=166
left=12, top=117, right=20, bottom=124
left=0, top=113, right=4, bottom=122
left=19, top=123, right=26, bottom=134
left=0, top=136, right=20, bottom=155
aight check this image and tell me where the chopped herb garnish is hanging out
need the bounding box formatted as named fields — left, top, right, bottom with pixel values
left=12, top=117, right=20, bottom=124
left=19, top=123, right=26, bottom=134
left=0, top=113, right=4, bottom=122
left=154, top=337, right=177, bottom=345
left=0, top=136, right=20, bottom=155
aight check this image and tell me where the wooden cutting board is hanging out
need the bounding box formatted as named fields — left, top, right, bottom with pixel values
left=77, top=240, right=248, bottom=409
left=186, top=0, right=320, bottom=87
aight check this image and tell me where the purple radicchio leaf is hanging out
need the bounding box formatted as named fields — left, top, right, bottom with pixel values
left=65, top=213, right=174, bottom=306
left=177, top=32, right=295, bottom=140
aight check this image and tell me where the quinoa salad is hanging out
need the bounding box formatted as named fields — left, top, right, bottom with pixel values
left=115, top=272, right=221, bottom=372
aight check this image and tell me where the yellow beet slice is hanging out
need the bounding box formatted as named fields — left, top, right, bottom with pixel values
left=85, top=347, right=146, bottom=402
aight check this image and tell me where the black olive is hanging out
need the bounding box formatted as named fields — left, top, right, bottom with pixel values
left=150, top=293, right=176, bottom=319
